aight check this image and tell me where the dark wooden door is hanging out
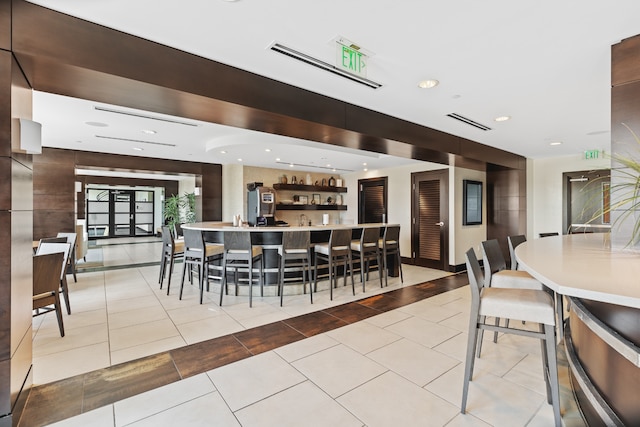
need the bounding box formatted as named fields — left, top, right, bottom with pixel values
left=358, top=177, right=388, bottom=224
left=411, top=170, right=449, bottom=270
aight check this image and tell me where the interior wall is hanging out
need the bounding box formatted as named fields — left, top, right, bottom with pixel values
left=527, top=154, right=610, bottom=240
left=453, top=167, right=487, bottom=267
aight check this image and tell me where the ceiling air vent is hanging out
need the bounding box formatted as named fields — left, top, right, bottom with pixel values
left=446, top=113, right=492, bottom=131
left=269, top=42, right=382, bottom=89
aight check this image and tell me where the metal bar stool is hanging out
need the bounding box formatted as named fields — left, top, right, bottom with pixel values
left=378, top=225, right=403, bottom=287
left=313, top=228, right=355, bottom=300
left=220, top=231, right=263, bottom=307
left=159, top=225, right=185, bottom=293
left=179, top=229, right=224, bottom=304
left=277, top=230, right=312, bottom=306
left=350, top=226, right=383, bottom=291
left=462, top=248, right=561, bottom=426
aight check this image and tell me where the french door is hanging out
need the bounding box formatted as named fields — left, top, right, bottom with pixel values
left=411, top=170, right=449, bottom=270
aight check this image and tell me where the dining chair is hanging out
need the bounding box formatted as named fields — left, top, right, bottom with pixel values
left=314, top=228, right=355, bottom=300
left=462, top=248, right=561, bottom=426
left=539, top=232, right=559, bottom=238
left=57, top=232, right=78, bottom=282
left=220, top=231, right=263, bottom=307
left=179, top=229, right=224, bottom=303
left=507, top=234, right=527, bottom=270
left=159, top=225, right=185, bottom=294
left=350, top=226, right=383, bottom=291
left=277, top=230, right=312, bottom=306
left=378, top=225, right=403, bottom=287
left=33, top=252, right=66, bottom=337
left=36, top=242, right=72, bottom=315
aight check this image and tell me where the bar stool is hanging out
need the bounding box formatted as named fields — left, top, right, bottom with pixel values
left=350, top=226, right=383, bottom=291
left=314, top=228, right=355, bottom=300
left=159, top=226, right=185, bottom=293
left=462, top=248, right=561, bottom=426
left=378, top=225, right=403, bottom=287
left=220, top=231, right=263, bottom=307
left=277, top=230, right=312, bottom=306
left=507, top=234, right=527, bottom=270
left=56, top=232, right=78, bottom=282
left=179, top=229, right=224, bottom=304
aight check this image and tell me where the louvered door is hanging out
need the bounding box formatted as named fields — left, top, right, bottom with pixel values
left=412, top=170, right=448, bottom=270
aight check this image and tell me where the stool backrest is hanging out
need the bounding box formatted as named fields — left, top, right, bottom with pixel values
left=183, top=229, right=205, bottom=257
left=329, top=229, right=352, bottom=255
left=464, top=248, right=484, bottom=306
left=224, top=231, right=252, bottom=252
left=480, top=239, right=506, bottom=287
left=507, top=235, right=526, bottom=270
left=33, top=252, right=64, bottom=296
left=162, top=226, right=175, bottom=256
left=36, top=242, right=71, bottom=281
left=282, top=230, right=310, bottom=252
left=361, top=227, right=380, bottom=248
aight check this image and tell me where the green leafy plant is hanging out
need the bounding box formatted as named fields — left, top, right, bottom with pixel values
left=163, top=192, right=196, bottom=231
left=587, top=123, right=640, bottom=246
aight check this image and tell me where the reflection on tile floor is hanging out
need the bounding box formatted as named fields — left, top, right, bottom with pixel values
left=23, top=240, right=582, bottom=427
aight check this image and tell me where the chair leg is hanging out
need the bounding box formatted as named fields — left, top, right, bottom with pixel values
left=219, top=259, right=227, bottom=306
left=249, top=261, right=253, bottom=308
left=377, top=251, right=383, bottom=288
left=159, top=253, right=166, bottom=285
left=54, top=292, right=65, bottom=337
left=166, top=255, right=175, bottom=295
left=461, top=310, right=480, bottom=413
left=555, top=292, right=564, bottom=341
left=198, top=261, right=205, bottom=304
left=475, top=316, right=486, bottom=358
left=279, top=256, right=285, bottom=307
left=544, top=324, right=562, bottom=427
left=61, top=276, right=71, bottom=315
left=397, top=251, right=404, bottom=283
left=348, top=253, right=355, bottom=295
left=179, top=259, right=189, bottom=300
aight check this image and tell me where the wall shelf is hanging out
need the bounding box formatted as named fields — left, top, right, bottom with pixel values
left=276, top=204, right=347, bottom=211
left=273, top=183, right=347, bottom=193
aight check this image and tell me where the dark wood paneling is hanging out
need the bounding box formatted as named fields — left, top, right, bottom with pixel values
left=75, top=151, right=204, bottom=176
left=10, top=0, right=526, bottom=171
left=19, top=375, right=84, bottom=427
left=0, top=358, right=10, bottom=417
left=170, top=335, right=251, bottom=379
left=201, top=163, right=222, bottom=221
left=0, top=0, right=9, bottom=51
left=33, top=211, right=74, bottom=240
left=0, top=50, right=9, bottom=159
left=612, top=34, right=640, bottom=87
left=234, top=322, right=306, bottom=355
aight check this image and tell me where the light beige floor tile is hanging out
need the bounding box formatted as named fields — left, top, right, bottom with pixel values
left=461, top=369, right=546, bottom=426
left=176, top=314, right=244, bottom=345
left=337, top=371, right=459, bottom=427
left=38, top=308, right=106, bottom=333
left=127, top=392, right=238, bottom=427
left=364, top=308, right=413, bottom=328
left=207, top=351, right=306, bottom=411
left=235, top=380, right=363, bottom=427
left=439, top=311, right=471, bottom=332
left=326, top=321, right=401, bottom=354
left=114, top=373, right=215, bottom=427
left=384, top=315, right=461, bottom=348
left=443, top=412, right=492, bottom=427
left=166, top=302, right=226, bottom=325
left=424, top=362, right=466, bottom=406
left=472, top=340, right=529, bottom=378
left=108, top=304, right=169, bottom=330
left=503, top=353, right=546, bottom=395
left=33, top=342, right=110, bottom=385
left=274, top=333, right=340, bottom=363
left=109, top=318, right=180, bottom=351
left=106, top=295, right=161, bottom=315
left=398, top=299, right=462, bottom=323
left=33, top=322, right=108, bottom=358
left=110, top=335, right=187, bottom=365
left=291, top=344, right=387, bottom=398
left=237, top=310, right=291, bottom=329
left=367, top=338, right=459, bottom=387
left=47, top=405, right=114, bottom=427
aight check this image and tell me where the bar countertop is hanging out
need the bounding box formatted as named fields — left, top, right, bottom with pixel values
left=515, top=233, right=640, bottom=309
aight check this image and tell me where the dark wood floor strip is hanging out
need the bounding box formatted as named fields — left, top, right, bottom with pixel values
left=19, top=273, right=467, bottom=427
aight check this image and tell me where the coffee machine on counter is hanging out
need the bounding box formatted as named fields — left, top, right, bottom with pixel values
left=247, top=183, right=276, bottom=226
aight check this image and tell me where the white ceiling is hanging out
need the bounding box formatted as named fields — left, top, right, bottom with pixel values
left=28, top=0, right=640, bottom=174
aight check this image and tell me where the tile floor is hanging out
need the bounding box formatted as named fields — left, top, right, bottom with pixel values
left=29, top=240, right=582, bottom=426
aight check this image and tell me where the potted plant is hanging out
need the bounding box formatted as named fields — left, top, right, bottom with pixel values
left=163, top=192, right=196, bottom=233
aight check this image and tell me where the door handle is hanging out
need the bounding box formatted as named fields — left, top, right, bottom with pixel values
left=435, top=221, right=444, bottom=227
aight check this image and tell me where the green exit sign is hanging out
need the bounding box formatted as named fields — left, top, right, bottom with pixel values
left=337, top=43, right=368, bottom=78
left=584, top=149, right=600, bottom=160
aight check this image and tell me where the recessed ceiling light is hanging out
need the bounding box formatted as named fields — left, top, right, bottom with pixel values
left=220, top=150, right=227, bottom=154
left=141, top=129, right=156, bottom=134
left=237, top=158, right=243, bottom=162
left=363, top=168, right=368, bottom=172
left=289, top=164, right=294, bottom=167
left=550, top=141, right=563, bottom=146
left=326, top=164, right=331, bottom=167
left=494, top=116, right=511, bottom=122
left=275, top=158, right=280, bottom=162
left=418, top=79, right=439, bottom=89
left=85, top=121, right=108, bottom=127
left=265, top=148, right=271, bottom=152
left=362, top=162, right=367, bottom=166
left=132, top=147, right=143, bottom=151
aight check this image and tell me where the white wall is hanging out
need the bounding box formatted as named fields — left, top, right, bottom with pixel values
left=527, top=154, right=610, bottom=239
left=453, top=167, right=487, bottom=266
left=223, top=163, right=244, bottom=222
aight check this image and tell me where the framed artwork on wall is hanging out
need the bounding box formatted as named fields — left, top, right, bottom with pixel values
left=463, top=180, right=483, bottom=225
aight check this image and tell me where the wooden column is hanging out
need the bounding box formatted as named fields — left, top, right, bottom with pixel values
left=0, top=0, right=35, bottom=423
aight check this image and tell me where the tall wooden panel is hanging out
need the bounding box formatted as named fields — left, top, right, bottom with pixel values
left=0, top=45, right=34, bottom=427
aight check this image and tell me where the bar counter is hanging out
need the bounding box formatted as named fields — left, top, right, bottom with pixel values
left=515, top=234, right=640, bottom=426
